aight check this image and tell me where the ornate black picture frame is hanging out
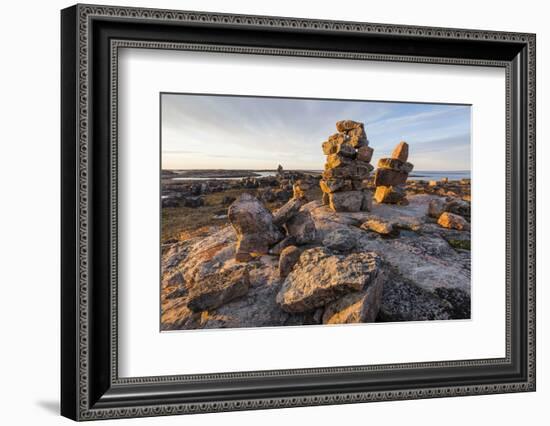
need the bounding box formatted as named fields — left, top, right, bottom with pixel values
left=61, top=4, right=536, bottom=421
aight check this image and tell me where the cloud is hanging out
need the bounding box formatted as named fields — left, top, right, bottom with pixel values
left=161, top=94, right=471, bottom=171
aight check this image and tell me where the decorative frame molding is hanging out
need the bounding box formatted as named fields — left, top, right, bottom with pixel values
left=61, top=4, right=536, bottom=421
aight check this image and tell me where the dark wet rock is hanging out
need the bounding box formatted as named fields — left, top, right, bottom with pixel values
left=328, top=190, right=363, bottom=212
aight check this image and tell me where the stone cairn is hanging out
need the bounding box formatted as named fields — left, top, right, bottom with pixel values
left=373, top=141, right=414, bottom=205
left=320, top=120, right=374, bottom=212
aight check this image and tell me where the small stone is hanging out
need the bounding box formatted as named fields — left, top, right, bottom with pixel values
left=438, top=212, right=470, bottom=231
left=391, top=141, right=409, bottom=162
left=279, top=246, right=302, bottom=279
left=361, top=218, right=394, bottom=235
left=357, top=146, right=374, bottom=163
left=329, top=191, right=364, bottom=212
left=320, top=178, right=350, bottom=194
left=325, top=153, right=353, bottom=169
left=335, top=120, right=364, bottom=132
left=429, top=180, right=438, bottom=187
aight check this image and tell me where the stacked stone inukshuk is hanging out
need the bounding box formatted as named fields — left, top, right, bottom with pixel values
left=320, top=120, right=374, bottom=212
left=373, top=141, right=414, bottom=205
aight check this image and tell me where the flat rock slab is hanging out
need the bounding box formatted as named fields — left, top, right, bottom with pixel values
left=276, top=247, right=382, bottom=313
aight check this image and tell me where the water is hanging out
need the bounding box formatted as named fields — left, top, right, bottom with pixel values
left=171, top=170, right=470, bottom=182
left=408, top=171, right=470, bottom=181
left=172, top=171, right=277, bottom=181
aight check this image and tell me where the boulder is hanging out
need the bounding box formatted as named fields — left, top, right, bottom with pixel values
left=361, top=218, right=394, bottom=235
left=329, top=191, right=363, bottom=212
left=445, top=198, right=471, bottom=219
left=322, top=228, right=357, bottom=252
left=322, top=165, right=356, bottom=179
left=373, top=168, right=408, bottom=186
left=322, top=270, right=385, bottom=324
left=276, top=247, right=382, bottom=313
left=437, top=212, right=470, bottom=231
left=285, top=210, right=317, bottom=244
left=187, top=265, right=250, bottom=312
left=279, top=245, right=302, bottom=279
left=273, top=197, right=304, bottom=226
left=391, top=141, right=409, bottom=162
left=228, top=193, right=284, bottom=261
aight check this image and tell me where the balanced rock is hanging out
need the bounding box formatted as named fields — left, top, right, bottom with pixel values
left=391, top=141, right=409, bottom=162
left=319, top=120, right=374, bottom=212
left=228, top=193, right=284, bottom=261
left=276, top=247, right=383, bottom=313
left=374, top=141, right=413, bottom=205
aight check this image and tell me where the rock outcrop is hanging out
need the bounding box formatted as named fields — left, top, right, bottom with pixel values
left=276, top=247, right=384, bottom=320
left=374, top=141, right=414, bottom=205
left=320, top=120, right=374, bottom=212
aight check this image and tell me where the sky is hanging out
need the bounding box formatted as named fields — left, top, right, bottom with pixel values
left=161, top=93, right=471, bottom=171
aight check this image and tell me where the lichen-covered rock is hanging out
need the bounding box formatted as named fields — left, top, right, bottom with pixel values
left=335, top=120, right=364, bottom=132
left=187, top=264, right=250, bottom=312
left=322, top=269, right=385, bottom=324
left=276, top=247, right=382, bottom=313
left=228, top=193, right=284, bottom=261
left=279, top=245, right=302, bottom=279
left=320, top=178, right=351, bottom=194
left=285, top=210, right=317, bottom=244
left=325, top=153, right=353, bottom=169
left=437, top=212, right=470, bottom=231
left=329, top=190, right=364, bottom=212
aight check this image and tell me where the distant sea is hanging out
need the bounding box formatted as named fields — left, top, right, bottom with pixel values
left=171, top=170, right=470, bottom=181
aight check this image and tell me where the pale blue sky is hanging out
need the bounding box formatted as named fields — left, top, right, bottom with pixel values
left=161, top=93, right=471, bottom=171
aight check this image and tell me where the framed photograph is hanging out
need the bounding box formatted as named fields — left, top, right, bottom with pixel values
left=61, top=4, right=536, bottom=421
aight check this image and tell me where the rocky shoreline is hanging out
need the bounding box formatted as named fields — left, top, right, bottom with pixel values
left=161, top=120, right=471, bottom=330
